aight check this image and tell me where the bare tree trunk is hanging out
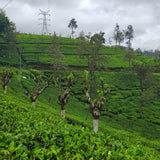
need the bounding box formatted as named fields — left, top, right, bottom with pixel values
left=93, top=118, right=99, bottom=133
left=30, top=76, right=51, bottom=107
left=3, top=85, right=7, bottom=94
left=61, top=109, right=65, bottom=118
left=57, top=77, right=72, bottom=118
left=84, top=74, right=109, bottom=133
left=32, top=101, right=36, bottom=107
left=30, top=95, right=37, bottom=106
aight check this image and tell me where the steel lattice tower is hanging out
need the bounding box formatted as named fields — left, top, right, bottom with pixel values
left=39, top=9, right=50, bottom=35
left=0, top=0, right=12, bottom=14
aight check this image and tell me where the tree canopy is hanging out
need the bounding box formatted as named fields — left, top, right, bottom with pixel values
left=0, top=12, right=16, bottom=40
left=0, top=12, right=16, bottom=60
left=125, top=25, right=134, bottom=49
left=68, top=18, right=78, bottom=38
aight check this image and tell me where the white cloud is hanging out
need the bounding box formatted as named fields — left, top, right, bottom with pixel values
left=1, top=0, right=160, bottom=50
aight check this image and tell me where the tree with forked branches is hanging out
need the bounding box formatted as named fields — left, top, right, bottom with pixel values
left=0, top=68, right=13, bottom=94
left=78, top=32, right=108, bottom=98
left=30, top=70, right=54, bottom=106
left=84, top=71, right=110, bottom=132
left=55, top=73, right=73, bottom=118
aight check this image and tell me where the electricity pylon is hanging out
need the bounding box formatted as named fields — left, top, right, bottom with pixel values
left=0, top=0, right=12, bottom=14
left=39, top=9, right=51, bottom=35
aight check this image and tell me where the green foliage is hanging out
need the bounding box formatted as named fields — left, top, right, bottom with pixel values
left=84, top=70, right=89, bottom=79
left=0, top=92, right=160, bottom=159
left=0, top=67, right=13, bottom=90
left=0, top=13, right=15, bottom=36
left=0, top=33, right=160, bottom=159
left=67, top=72, right=74, bottom=81
left=0, top=33, right=158, bottom=69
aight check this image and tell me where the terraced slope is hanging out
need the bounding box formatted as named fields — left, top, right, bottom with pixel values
left=0, top=70, right=160, bottom=159
left=0, top=33, right=157, bottom=69
left=0, top=34, right=160, bottom=158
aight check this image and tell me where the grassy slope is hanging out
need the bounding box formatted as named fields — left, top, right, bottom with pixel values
left=1, top=34, right=160, bottom=138
left=0, top=33, right=157, bottom=69
left=0, top=34, right=160, bottom=158
left=0, top=69, right=160, bottom=159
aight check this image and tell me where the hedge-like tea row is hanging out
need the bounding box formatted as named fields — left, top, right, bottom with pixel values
left=0, top=93, right=160, bottom=160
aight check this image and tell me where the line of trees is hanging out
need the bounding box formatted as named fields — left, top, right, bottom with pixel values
left=0, top=26, right=111, bottom=132
left=113, top=23, right=134, bottom=49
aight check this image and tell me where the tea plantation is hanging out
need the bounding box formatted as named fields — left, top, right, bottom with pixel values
left=0, top=34, right=160, bottom=159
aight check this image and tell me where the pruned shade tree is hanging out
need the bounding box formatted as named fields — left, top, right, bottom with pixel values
left=84, top=71, right=110, bottom=132
left=30, top=70, right=54, bottom=106
left=55, top=73, right=73, bottom=118
left=0, top=68, right=13, bottom=94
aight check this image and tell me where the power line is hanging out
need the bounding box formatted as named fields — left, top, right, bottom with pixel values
left=38, top=9, right=51, bottom=35
left=0, top=0, right=12, bottom=13
left=2, top=0, right=12, bottom=10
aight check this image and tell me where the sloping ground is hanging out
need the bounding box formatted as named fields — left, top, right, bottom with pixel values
left=0, top=73, right=160, bottom=159
left=0, top=33, right=157, bottom=69
left=0, top=34, right=160, bottom=159
left=17, top=67, right=160, bottom=140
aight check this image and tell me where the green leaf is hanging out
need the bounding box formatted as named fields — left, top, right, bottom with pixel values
left=84, top=70, right=89, bottom=79
left=0, top=142, right=7, bottom=147
left=67, top=73, right=74, bottom=80
left=9, top=141, right=15, bottom=152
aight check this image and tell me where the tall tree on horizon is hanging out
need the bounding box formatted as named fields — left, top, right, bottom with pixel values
left=113, top=24, right=120, bottom=48
left=123, top=25, right=134, bottom=70
left=113, top=23, right=124, bottom=48
left=125, top=25, right=134, bottom=49
left=68, top=18, right=78, bottom=38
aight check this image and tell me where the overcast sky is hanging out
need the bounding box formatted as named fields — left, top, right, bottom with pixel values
left=1, top=0, right=160, bottom=50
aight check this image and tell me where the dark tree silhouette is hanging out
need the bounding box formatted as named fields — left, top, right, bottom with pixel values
left=68, top=18, right=78, bottom=38
left=125, top=25, right=134, bottom=49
